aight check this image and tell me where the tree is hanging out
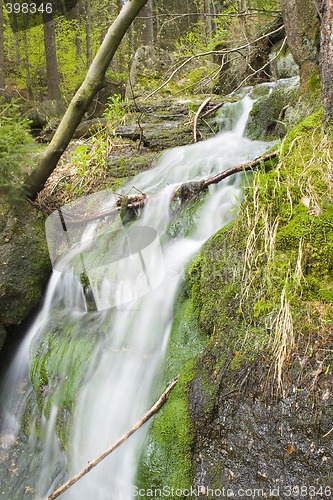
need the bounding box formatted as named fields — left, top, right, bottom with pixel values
left=43, top=10, right=61, bottom=99
left=85, top=0, right=92, bottom=66
left=140, top=0, right=154, bottom=44
left=319, top=0, right=333, bottom=124
left=24, top=0, right=148, bottom=200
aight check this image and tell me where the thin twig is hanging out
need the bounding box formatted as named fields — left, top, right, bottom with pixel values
left=47, top=377, right=179, bottom=500
left=193, top=97, right=211, bottom=142
left=144, top=25, right=284, bottom=100
left=322, top=426, right=333, bottom=439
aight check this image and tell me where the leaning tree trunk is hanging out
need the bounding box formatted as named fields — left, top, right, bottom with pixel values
left=24, top=0, right=148, bottom=200
left=319, top=0, right=333, bottom=124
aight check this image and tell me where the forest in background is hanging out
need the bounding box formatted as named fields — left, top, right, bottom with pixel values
left=0, top=0, right=280, bottom=100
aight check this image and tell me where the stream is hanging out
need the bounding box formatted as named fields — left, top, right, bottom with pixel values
left=0, top=89, right=278, bottom=499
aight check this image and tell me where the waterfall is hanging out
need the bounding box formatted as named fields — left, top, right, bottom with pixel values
left=0, top=93, right=275, bottom=499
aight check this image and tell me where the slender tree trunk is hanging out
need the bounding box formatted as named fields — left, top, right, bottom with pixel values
left=71, top=2, right=82, bottom=60
left=85, top=0, right=92, bottom=67
left=0, top=0, right=5, bottom=95
left=140, top=0, right=154, bottom=45
left=11, top=12, right=21, bottom=66
left=204, top=0, right=212, bottom=38
left=23, top=15, right=33, bottom=99
left=43, top=10, right=61, bottom=99
left=319, top=0, right=333, bottom=124
left=24, top=0, right=148, bottom=199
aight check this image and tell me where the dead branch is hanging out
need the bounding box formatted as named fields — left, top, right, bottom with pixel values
left=144, top=24, right=284, bottom=100
left=47, top=377, right=179, bottom=500
left=193, top=97, right=211, bottom=143
left=231, top=36, right=287, bottom=95
left=204, top=150, right=278, bottom=188
left=56, top=150, right=279, bottom=227
left=201, top=102, right=224, bottom=118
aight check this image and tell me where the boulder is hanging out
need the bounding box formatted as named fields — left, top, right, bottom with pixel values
left=245, top=79, right=299, bottom=140
left=0, top=187, right=51, bottom=342
left=269, top=40, right=299, bottom=80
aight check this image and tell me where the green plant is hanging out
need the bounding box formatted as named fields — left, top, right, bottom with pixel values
left=103, top=93, right=127, bottom=133
left=0, top=98, right=34, bottom=187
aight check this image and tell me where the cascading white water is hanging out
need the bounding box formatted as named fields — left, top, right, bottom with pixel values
left=0, top=93, right=275, bottom=499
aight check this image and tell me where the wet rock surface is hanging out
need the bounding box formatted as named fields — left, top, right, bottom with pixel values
left=189, top=361, right=333, bottom=496
left=0, top=187, right=51, bottom=340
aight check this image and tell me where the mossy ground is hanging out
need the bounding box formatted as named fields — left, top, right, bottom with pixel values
left=188, top=110, right=333, bottom=389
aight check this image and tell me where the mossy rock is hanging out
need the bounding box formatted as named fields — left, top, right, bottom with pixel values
left=245, top=86, right=298, bottom=140
left=28, top=311, right=101, bottom=450
left=0, top=324, right=6, bottom=350
left=0, top=186, right=51, bottom=330
left=106, top=150, right=158, bottom=191
left=182, top=110, right=333, bottom=491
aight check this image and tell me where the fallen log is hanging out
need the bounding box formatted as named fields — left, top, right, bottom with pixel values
left=47, top=377, right=178, bottom=500
left=204, top=150, right=278, bottom=188
left=57, top=150, right=279, bottom=226
left=174, top=149, right=279, bottom=199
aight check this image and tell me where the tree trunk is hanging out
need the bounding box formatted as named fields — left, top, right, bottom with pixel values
left=0, top=0, right=5, bottom=95
left=85, top=0, right=92, bottom=67
left=43, top=10, right=61, bottom=100
left=24, top=0, right=148, bottom=200
left=139, top=0, right=154, bottom=45
left=23, top=16, right=33, bottom=99
left=71, top=2, right=82, bottom=61
left=281, top=0, right=319, bottom=88
left=204, top=0, right=212, bottom=38
left=319, top=0, right=333, bottom=124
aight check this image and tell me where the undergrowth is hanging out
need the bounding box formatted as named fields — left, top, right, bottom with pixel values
left=187, top=110, right=333, bottom=395
left=0, top=98, right=35, bottom=187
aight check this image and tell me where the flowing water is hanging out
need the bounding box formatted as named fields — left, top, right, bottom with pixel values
left=0, top=92, right=276, bottom=499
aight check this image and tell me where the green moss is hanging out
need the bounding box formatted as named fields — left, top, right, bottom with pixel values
left=106, top=152, right=157, bottom=192
left=137, top=297, right=207, bottom=493
left=29, top=311, right=100, bottom=450
left=183, top=110, right=333, bottom=391
left=307, top=71, right=321, bottom=92
left=168, top=196, right=206, bottom=238
left=245, top=87, right=297, bottom=140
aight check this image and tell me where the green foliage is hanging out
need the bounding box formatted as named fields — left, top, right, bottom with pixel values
left=175, top=7, right=236, bottom=56
left=0, top=99, right=34, bottom=187
left=103, top=94, right=127, bottom=133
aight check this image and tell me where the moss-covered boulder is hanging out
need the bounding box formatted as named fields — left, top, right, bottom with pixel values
left=186, top=111, right=333, bottom=490
left=0, top=187, right=51, bottom=337
left=246, top=83, right=298, bottom=140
